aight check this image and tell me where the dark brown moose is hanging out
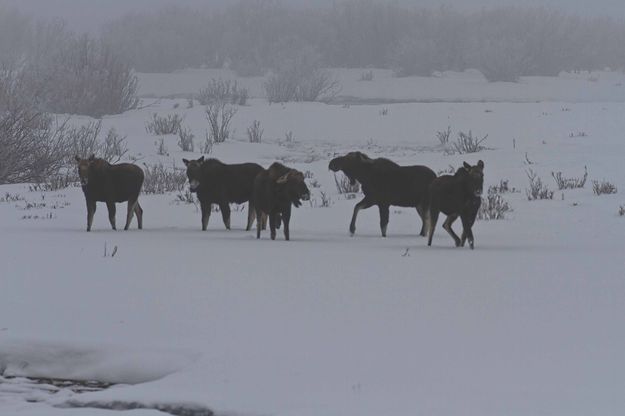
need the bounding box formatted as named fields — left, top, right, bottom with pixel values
left=329, top=151, right=436, bottom=237
left=182, top=156, right=264, bottom=231
left=428, top=160, right=484, bottom=249
left=75, top=155, right=144, bottom=232
left=253, top=162, right=310, bottom=241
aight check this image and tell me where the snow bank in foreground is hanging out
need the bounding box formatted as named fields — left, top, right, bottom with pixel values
left=0, top=339, right=197, bottom=384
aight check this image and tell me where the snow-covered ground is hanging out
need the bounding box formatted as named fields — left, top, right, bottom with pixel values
left=137, top=67, right=625, bottom=103
left=2, top=70, right=625, bottom=415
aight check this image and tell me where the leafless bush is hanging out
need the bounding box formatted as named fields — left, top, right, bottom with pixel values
left=0, top=107, right=73, bottom=184
left=526, top=169, right=554, bottom=201
left=21, top=24, right=138, bottom=116
left=201, top=131, right=214, bottom=154
left=175, top=189, right=197, bottom=205
left=490, top=179, right=518, bottom=194
left=197, top=78, right=248, bottom=106
left=177, top=127, right=195, bottom=152
left=205, top=103, right=237, bottom=143
left=437, top=165, right=456, bottom=176
left=0, top=192, right=25, bottom=203
left=284, top=131, right=295, bottom=143
left=67, top=121, right=128, bottom=164
left=310, top=191, right=333, bottom=208
left=264, top=48, right=340, bottom=103
left=452, top=131, right=488, bottom=154
left=145, top=113, right=183, bottom=135
left=359, top=70, right=374, bottom=81
left=334, top=172, right=360, bottom=194
left=619, top=205, right=625, bottom=216
left=156, top=138, right=169, bottom=156
left=379, top=108, right=389, bottom=116
left=247, top=120, right=263, bottom=143
left=142, top=162, right=187, bottom=194
left=592, top=180, right=618, bottom=196
left=551, top=167, right=588, bottom=190
left=29, top=172, right=78, bottom=192
left=436, top=126, right=452, bottom=146
left=477, top=186, right=513, bottom=220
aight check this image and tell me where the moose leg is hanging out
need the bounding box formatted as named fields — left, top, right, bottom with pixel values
left=416, top=204, right=428, bottom=237
left=442, top=214, right=461, bottom=247
left=219, top=203, right=231, bottom=230
left=256, top=208, right=263, bottom=239
left=106, top=201, right=116, bottom=230
left=282, top=205, right=292, bottom=241
left=134, top=202, right=143, bottom=229
left=460, top=213, right=477, bottom=249
left=427, top=207, right=439, bottom=246
left=349, top=197, right=374, bottom=236
left=269, top=211, right=278, bottom=240
left=124, top=199, right=137, bottom=230
left=200, top=201, right=211, bottom=231
left=378, top=204, right=390, bottom=237
left=86, top=199, right=96, bottom=232
left=246, top=202, right=256, bottom=231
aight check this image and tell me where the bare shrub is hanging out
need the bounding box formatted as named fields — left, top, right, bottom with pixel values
left=177, top=127, right=195, bottom=152
left=334, top=172, right=360, bottom=194
left=175, top=189, right=196, bottom=205
left=247, top=120, right=263, bottom=143
left=436, top=126, right=452, bottom=146
left=264, top=48, right=340, bottom=103
left=551, top=167, right=588, bottom=190
left=619, top=205, right=625, bottom=216
left=197, top=79, right=248, bottom=106
left=67, top=122, right=128, bottom=164
left=477, top=186, right=512, bottom=220
left=379, top=108, right=389, bottom=116
left=201, top=131, right=214, bottom=154
left=67, top=121, right=102, bottom=160
left=22, top=24, right=138, bottom=116
left=359, top=70, right=374, bottom=81
left=452, top=131, right=488, bottom=154
left=491, top=179, right=518, bottom=194
left=145, top=113, right=183, bottom=135
left=310, top=191, right=333, bottom=208
left=285, top=131, right=295, bottom=143
left=0, top=108, right=72, bottom=184
left=156, top=138, right=169, bottom=156
left=142, top=162, right=187, bottom=194
left=205, top=103, right=237, bottom=143
left=592, top=180, right=618, bottom=196
left=526, top=169, right=554, bottom=201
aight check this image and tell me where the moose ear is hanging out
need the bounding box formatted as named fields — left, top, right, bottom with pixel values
left=74, top=155, right=81, bottom=163
left=477, top=160, right=484, bottom=169
left=88, top=154, right=95, bottom=161
left=276, top=173, right=289, bottom=184
left=198, top=156, right=205, bottom=162
left=463, top=162, right=471, bottom=170
left=182, top=158, right=190, bottom=166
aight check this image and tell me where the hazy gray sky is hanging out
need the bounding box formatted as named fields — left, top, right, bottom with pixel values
left=2, top=0, right=623, bottom=32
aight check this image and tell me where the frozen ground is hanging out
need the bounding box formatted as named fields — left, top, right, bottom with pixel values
left=137, top=68, right=625, bottom=103
left=1, top=70, right=625, bottom=415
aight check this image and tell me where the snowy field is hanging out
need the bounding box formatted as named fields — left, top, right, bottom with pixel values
left=1, top=70, right=625, bottom=415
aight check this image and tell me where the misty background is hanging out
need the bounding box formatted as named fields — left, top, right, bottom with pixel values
left=1, top=0, right=625, bottom=119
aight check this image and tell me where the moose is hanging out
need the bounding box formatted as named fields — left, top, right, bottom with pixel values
left=182, top=156, right=264, bottom=231
left=75, top=155, right=144, bottom=232
left=427, top=160, right=484, bottom=249
left=253, top=162, right=310, bottom=241
left=329, top=151, right=436, bottom=237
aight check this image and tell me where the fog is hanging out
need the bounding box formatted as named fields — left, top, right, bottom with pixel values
left=1, top=0, right=624, bottom=32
